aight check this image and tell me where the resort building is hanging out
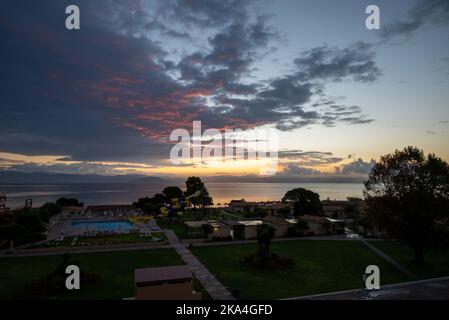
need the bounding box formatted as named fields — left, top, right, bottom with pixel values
left=184, top=220, right=209, bottom=238
left=322, top=200, right=348, bottom=219
left=299, top=215, right=345, bottom=235
left=85, top=205, right=138, bottom=216
left=228, top=199, right=258, bottom=214
left=225, top=220, right=263, bottom=240
left=208, top=221, right=232, bottom=240
left=183, top=220, right=232, bottom=240
left=61, top=206, right=85, bottom=217
left=262, top=215, right=296, bottom=237
left=260, top=201, right=294, bottom=216
left=134, top=265, right=201, bottom=300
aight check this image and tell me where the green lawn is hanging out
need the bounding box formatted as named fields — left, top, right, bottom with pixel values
left=192, top=240, right=410, bottom=299
left=0, top=249, right=183, bottom=300
left=370, top=241, right=449, bottom=279
left=157, top=219, right=187, bottom=239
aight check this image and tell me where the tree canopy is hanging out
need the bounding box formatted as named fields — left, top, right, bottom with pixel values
left=162, top=186, right=183, bottom=201
left=282, top=188, right=323, bottom=216
left=364, top=146, right=449, bottom=263
left=56, top=197, right=83, bottom=207
left=256, top=223, right=276, bottom=262
left=185, top=176, right=213, bottom=207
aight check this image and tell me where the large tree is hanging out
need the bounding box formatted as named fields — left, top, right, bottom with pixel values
left=133, top=193, right=166, bottom=214
left=56, top=197, right=83, bottom=207
left=162, top=186, right=183, bottom=201
left=282, top=188, right=323, bottom=216
left=185, top=177, right=213, bottom=213
left=364, top=146, right=449, bottom=264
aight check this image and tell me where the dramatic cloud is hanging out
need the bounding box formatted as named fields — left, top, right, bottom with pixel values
left=158, top=0, right=253, bottom=28
left=3, top=161, right=155, bottom=176
left=278, top=150, right=344, bottom=166
left=278, top=164, right=321, bottom=176
left=381, top=0, right=449, bottom=41
left=337, top=158, right=376, bottom=175
left=294, top=42, right=382, bottom=83
left=0, top=0, right=379, bottom=173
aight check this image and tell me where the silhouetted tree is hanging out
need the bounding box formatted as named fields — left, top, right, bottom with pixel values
left=282, top=188, right=323, bottom=216
left=364, top=146, right=449, bottom=264
left=56, top=197, right=83, bottom=207
left=162, top=186, right=183, bottom=201
left=185, top=177, right=213, bottom=215
left=38, top=203, right=61, bottom=223
left=133, top=194, right=166, bottom=214
left=256, top=224, right=275, bottom=263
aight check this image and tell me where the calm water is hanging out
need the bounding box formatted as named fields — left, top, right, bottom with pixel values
left=0, top=182, right=363, bottom=209
left=70, top=220, right=133, bottom=232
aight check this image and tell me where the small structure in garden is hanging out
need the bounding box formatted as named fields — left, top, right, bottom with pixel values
left=134, top=265, right=201, bottom=300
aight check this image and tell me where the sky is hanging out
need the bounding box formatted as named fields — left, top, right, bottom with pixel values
left=0, top=0, right=448, bottom=180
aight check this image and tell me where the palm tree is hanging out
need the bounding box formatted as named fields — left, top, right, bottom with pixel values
left=256, top=224, right=275, bottom=263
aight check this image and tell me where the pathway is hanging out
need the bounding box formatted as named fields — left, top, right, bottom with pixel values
left=163, top=229, right=235, bottom=300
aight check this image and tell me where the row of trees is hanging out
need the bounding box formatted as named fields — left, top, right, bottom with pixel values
left=133, top=176, right=213, bottom=216
left=0, top=197, right=85, bottom=250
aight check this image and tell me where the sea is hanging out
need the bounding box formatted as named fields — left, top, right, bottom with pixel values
left=0, top=182, right=364, bottom=209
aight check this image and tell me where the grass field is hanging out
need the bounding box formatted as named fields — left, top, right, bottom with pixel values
left=157, top=218, right=187, bottom=239
left=0, top=249, right=184, bottom=299
left=191, top=240, right=410, bottom=299
left=370, top=241, right=449, bottom=279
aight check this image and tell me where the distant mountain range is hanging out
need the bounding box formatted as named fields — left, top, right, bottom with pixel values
left=203, top=174, right=366, bottom=184
left=0, top=171, right=366, bottom=184
left=0, top=171, right=170, bottom=184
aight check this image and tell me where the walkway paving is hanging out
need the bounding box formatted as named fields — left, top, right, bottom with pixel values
left=361, top=239, right=417, bottom=279
left=163, top=229, right=235, bottom=300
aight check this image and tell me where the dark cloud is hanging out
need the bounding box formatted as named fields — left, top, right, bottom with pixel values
left=3, top=160, right=157, bottom=176
left=278, top=150, right=343, bottom=167
left=294, top=42, right=382, bottom=83
left=381, top=0, right=449, bottom=41
left=338, top=158, right=376, bottom=175
left=278, top=164, right=321, bottom=176
left=158, top=0, right=253, bottom=28
left=0, top=0, right=378, bottom=171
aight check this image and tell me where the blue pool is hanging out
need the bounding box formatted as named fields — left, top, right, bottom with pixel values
left=70, top=220, right=133, bottom=232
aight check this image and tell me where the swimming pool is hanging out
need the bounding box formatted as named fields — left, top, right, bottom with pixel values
left=70, top=220, right=133, bottom=232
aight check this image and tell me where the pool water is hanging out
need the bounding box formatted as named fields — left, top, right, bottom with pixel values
left=70, top=220, right=133, bottom=232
